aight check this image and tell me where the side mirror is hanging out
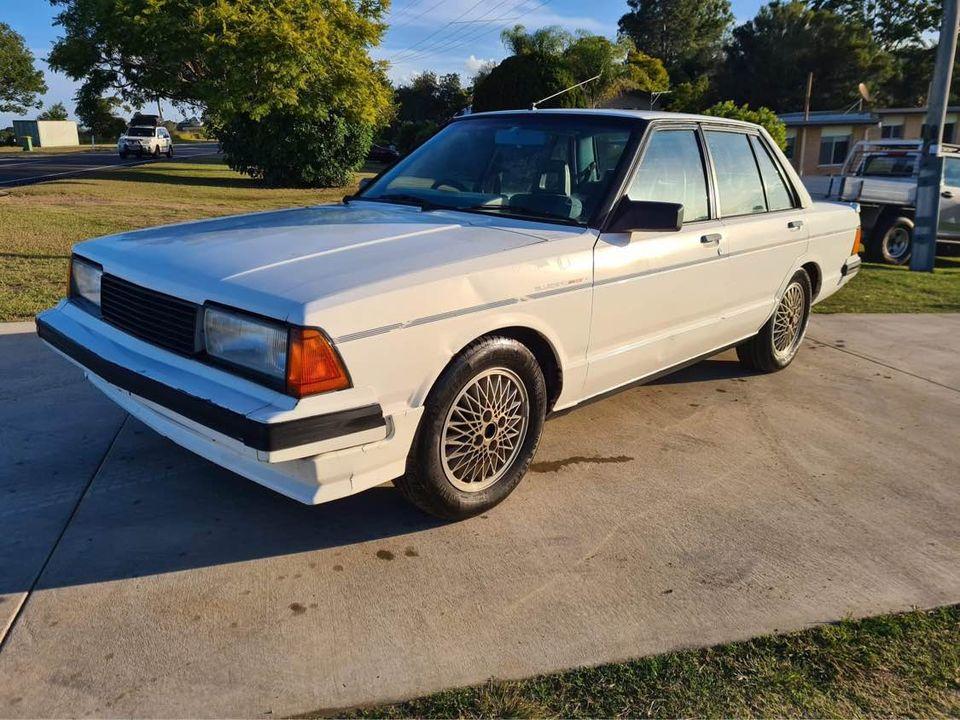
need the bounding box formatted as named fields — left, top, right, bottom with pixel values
left=606, top=198, right=683, bottom=233
left=358, top=177, right=373, bottom=191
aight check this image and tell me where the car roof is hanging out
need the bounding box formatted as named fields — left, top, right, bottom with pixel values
left=463, top=108, right=760, bottom=129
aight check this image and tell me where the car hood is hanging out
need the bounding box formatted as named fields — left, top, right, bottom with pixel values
left=75, top=201, right=587, bottom=324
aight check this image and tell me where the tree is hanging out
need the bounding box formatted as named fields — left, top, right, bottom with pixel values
left=386, top=71, right=471, bottom=153
left=395, top=72, right=470, bottom=123
left=48, top=0, right=392, bottom=186
left=74, top=86, right=127, bottom=139
left=0, top=23, right=47, bottom=115
left=474, top=26, right=669, bottom=112
left=38, top=102, right=69, bottom=120
left=472, top=53, right=580, bottom=112
left=501, top=25, right=572, bottom=57
left=703, top=101, right=788, bottom=149
left=809, top=0, right=940, bottom=49
left=716, top=1, right=891, bottom=112
left=618, top=0, right=733, bottom=84
left=625, top=50, right=670, bottom=94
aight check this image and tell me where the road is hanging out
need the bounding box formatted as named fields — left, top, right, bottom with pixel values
left=0, top=314, right=958, bottom=717
left=0, top=142, right=219, bottom=187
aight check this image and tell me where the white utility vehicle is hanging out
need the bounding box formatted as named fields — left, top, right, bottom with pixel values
left=38, top=110, right=861, bottom=519
left=826, top=139, right=960, bottom=264
left=118, top=125, right=173, bottom=159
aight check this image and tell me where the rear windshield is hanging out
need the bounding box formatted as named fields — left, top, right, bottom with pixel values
left=860, top=154, right=917, bottom=177
left=126, top=127, right=154, bottom=137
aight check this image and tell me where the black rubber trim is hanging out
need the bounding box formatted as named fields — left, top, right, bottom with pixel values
left=36, top=317, right=386, bottom=453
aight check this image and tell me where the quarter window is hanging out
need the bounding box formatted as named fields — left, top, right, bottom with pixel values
left=627, top=130, right=710, bottom=222
left=704, top=131, right=767, bottom=216
left=749, top=135, right=794, bottom=211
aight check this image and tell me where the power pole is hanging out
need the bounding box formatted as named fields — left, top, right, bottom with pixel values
left=796, top=72, right=813, bottom=177
left=911, top=0, right=960, bottom=272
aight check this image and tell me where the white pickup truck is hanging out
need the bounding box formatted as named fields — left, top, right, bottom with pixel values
left=826, top=140, right=960, bottom=264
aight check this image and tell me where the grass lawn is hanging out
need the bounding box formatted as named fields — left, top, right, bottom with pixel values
left=0, top=157, right=367, bottom=321
left=2, top=155, right=958, bottom=321
left=814, top=256, right=960, bottom=314
left=331, top=605, right=960, bottom=719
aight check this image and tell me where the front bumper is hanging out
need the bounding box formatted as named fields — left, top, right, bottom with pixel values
left=35, top=302, right=421, bottom=504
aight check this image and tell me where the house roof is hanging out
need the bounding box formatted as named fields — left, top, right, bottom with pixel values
left=779, top=111, right=878, bottom=127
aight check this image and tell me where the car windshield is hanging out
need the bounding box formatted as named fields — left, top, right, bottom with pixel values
left=360, top=115, right=637, bottom=225
left=860, top=154, right=917, bottom=177
left=126, top=127, right=154, bottom=137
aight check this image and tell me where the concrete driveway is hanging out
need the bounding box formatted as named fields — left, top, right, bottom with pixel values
left=1, top=314, right=958, bottom=718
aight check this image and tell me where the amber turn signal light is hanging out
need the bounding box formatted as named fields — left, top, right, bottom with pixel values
left=286, top=328, right=351, bottom=397
left=852, top=226, right=862, bottom=255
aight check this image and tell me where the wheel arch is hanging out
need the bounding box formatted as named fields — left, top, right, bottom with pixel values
left=801, top=261, right=822, bottom=301
left=413, top=320, right=566, bottom=412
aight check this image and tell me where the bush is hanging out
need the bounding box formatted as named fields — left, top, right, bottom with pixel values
left=703, top=100, right=787, bottom=150
left=472, top=53, right=581, bottom=112
left=217, top=110, right=374, bottom=187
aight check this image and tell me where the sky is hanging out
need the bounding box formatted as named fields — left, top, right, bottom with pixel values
left=2, top=0, right=766, bottom=127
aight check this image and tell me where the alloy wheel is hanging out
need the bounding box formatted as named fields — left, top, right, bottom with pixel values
left=440, top=367, right=530, bottom=492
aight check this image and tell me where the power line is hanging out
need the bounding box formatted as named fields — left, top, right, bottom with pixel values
left=390, top=0, right=495, bottom=60
left=393, top=0, right=551, bottom=64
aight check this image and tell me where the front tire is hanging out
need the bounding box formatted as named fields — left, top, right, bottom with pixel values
left=396, top=336, right=547, bottom=520
left=737, top=269, right=812, bottom=373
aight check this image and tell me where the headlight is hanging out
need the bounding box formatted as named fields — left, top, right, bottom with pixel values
left=203, top=306, right=288, bottom=381
left=203, top=306, right=350, bottom=397
left=69, top=256, right=102, bottom=312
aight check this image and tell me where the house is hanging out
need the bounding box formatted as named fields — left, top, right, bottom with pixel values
left=12, top=119, right=80, bottom=148
left=176, top=117, right=204, bottom=132
left=779, top=107, right=960, bottom=177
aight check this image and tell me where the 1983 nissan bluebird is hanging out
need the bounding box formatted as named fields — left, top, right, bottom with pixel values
left=37, top=110, right=862, bottom=519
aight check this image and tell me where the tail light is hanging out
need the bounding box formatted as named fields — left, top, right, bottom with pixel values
left=286, top=328, right=351, bottom=397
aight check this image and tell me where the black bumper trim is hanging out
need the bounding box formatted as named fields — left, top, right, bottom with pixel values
left=36, top=317, right=386, bottom=453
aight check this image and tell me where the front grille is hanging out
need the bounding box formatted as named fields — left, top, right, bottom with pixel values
left=100, top=274, right=199, bottom=356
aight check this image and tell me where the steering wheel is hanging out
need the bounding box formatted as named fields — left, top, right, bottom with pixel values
left=431, top=178, right=468, bottom=192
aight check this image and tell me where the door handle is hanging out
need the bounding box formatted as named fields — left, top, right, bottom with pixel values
left=942, top=191, right=954, bottom=199
left=700, top=233, right=722, bottom=245
left=788, top=220, right=804, bottom=230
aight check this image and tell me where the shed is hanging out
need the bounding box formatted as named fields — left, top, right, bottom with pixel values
left=12, top=120, right=80, bottom=147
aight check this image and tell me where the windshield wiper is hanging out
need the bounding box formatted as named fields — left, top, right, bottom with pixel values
left=359, top=193, right=448, bottom=211
left=466, top=203, right=581, bottom=226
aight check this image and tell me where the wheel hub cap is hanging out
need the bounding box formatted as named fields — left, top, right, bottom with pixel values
left=772, top=283, right=806, bottom=358
left=440, top=368, right=529, bottom=492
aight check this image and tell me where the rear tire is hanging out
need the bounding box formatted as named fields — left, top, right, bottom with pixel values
left=395, top=336, right=547, bottom=520
left=868, top=216, right=913, bottom=265
left=736, top=269, right=812, bottom=373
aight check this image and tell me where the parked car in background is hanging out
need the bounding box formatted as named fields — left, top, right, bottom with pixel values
left=38, top=110, right=860, bottom=519
left=368, top=143, right=401, bottom=163
left=118, top=125, right=173, bottom=159
left=825, top=140, right=960, bottom=264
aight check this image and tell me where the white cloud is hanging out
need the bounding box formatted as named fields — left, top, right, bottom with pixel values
left=465, top=54, right=493, bottom=74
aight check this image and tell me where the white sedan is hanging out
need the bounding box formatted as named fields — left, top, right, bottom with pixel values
left=37, top=110, right=861, bottom=519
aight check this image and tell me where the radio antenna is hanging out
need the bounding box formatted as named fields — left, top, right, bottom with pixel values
left=531, top=73, right=602, bottom=110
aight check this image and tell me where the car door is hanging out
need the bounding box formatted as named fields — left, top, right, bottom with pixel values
left=585, top=125, right=732, bottom=398
left=939, top=155, right=960, bottom=239
left=703, top=128, right=809, bottom=340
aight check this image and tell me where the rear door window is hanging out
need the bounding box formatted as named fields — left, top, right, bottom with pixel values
left=705, top=131, right=767, bottom=216
left=627, top=129, right=710, bottom=222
